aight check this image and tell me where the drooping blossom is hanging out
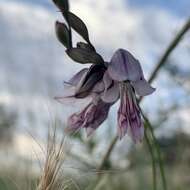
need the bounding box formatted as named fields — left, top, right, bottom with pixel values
left=117, top=83, right=144, bottom=143
left=55, top=63, right=111, bottom=136
left=66, top=98, right=111, bottom=136
left=55, top=64, right=106, bottom=102
left=56, top=49, right=155, bottom=142
left=100, top=49, right=155, bottom=142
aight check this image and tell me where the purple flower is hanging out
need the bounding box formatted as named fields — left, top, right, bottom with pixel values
left=66, top=98, right=111, bottom=136
left=56, top=48, right=155, bottom=142
left=100, top=49, right=155, bottom=142
left=55, top=64, right=111, bottom=136
left=117, top=83, right=144, bottom=143
left=55, top=64, right=106, bottom=104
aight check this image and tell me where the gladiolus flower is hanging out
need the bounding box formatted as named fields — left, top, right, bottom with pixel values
left=66, top=98, right=111, bottom=136
left=56, top=48, right=155, bottom=142
left=101, top=49, right=155, bottom=142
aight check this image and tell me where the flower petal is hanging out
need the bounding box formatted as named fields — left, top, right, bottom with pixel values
left=117, top=83, right=144, bottom=142
left=65, top=68, right=88, bottom=86
left=117, top=114, right=129, bottom=139
left=101, top=81, right=120, bottom=103
left=131, top=78, right=155, bottom=96
left=65, top=113, right=83, bottom=133
left=108, top=49, right=144, bottom=82
left=54, top=88, right=92, bottom=106
left=103, top=70, right=112, bottom=89
left=92, top=80, right=105, bottom=93
left=64, top=99, right=111, bottom=136
left=75, top=64, right=106, bottom=98
left=128, top=122, right=144, bottom=143
left=83, top=101, right=111, bottom=136
left=86, top=127, right=95, bottom=137
left=55, top=85, right=76, bottom=100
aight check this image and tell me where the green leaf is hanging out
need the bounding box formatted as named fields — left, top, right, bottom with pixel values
left=52, top=0, right=69, bottom=22
left=55, top=21, right=71, bottom=48
left=52, top=0, right=69, bottom=12
left=66, top=48, right=104, bottom=64
left=77, top=42, right=96, bottom=52
left=68, top=12, right=92, bottom=44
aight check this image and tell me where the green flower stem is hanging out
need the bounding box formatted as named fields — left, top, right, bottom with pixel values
left=145, top=129, right=157, bottom=190
left=142, top=113, right=167, bottom=190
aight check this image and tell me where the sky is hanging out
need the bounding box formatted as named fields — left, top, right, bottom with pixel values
left=128, top=0, right=190, bottom=18
left=3, top=0, right=190, bottom=17
left=0, top=0, right=190, bottom=158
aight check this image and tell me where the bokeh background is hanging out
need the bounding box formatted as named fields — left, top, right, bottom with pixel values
left=0, top=0, right=190, bottom=189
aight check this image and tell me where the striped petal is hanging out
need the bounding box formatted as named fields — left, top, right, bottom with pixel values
left=108, top=49, right=144, bottom=82
left=101, top=81, right=120, bottom=103
left=65, top=68, right=88, bottom=86
left=131, top=78, right=155, bottom=96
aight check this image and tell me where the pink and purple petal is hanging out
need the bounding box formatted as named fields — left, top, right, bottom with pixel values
left=128, top=122, right=144, bottom=143
left=65, top=68, right=88, bottom=86
left=86, top=127, right=95, bottom=137
left=103, top=70, right=113, bottom=89
left=83, top=100, right=111, bottom=133
left=92, top=80, right=105, bottom=93
left=131, top=78, right=155, bottom=96
left=101, top=81, right=120, bottom=103
left=75, top=65, right=106, bottom=98
left=108, top=49, right=144, bottom=82
left=117, top=113, right=129, bottom=139
left=117, top=83, right=144, bottom=143
left=65, top=98, right=111, bottom=136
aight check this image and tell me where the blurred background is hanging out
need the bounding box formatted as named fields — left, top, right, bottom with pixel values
left=0, top=0, right=190, bottom=189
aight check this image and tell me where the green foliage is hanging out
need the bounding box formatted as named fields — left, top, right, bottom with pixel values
left=52, top=0, right=69, bottom=13
left=67, top=12, right=94, bottom=48
left=55, top=21, right=71, bottom=48
left=66, top=48, right=104, bottom=64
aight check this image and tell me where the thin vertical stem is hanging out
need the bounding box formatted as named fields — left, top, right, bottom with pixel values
left=148, top=18, right=190, bottom=84
left=142, top=113, right=167, bottom=190
left=98, top=136, right=118, bottom=171
left=145, top=130, right=157, bottom=190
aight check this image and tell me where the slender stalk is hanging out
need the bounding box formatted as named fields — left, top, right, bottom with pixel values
left=142, top=113, right=167, bottom=190
left=145, top=130, right=157, bottom=190
left=148, top=17, right=190, bottom=84
left=98, top=17, right=190, bottom=172
left=98, top=136, right=118, bottom=170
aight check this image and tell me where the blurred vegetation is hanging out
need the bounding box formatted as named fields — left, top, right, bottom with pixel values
left=0, top=131, right=189, bottom=190
left=0, top=105, right=17, bottom=145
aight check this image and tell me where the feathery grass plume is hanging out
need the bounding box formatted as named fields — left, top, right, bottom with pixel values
left=36, top=125, right=72, bottom=190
